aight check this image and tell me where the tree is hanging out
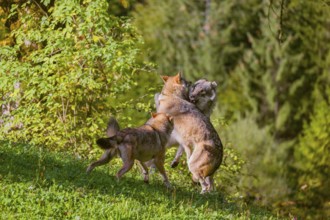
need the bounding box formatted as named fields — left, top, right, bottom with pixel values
left=133, top=0, right=263, bottom=83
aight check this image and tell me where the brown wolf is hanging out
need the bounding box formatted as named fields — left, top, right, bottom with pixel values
left=157, top=73, right=223, bottom=193
left=154, top=78, right=218, bottom=168
left=86, top=113, right=173, bottom=188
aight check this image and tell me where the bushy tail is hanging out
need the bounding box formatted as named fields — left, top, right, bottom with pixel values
left=106, top=116, right=120, bottom=137
left=96, top=117, right=121, bottom=149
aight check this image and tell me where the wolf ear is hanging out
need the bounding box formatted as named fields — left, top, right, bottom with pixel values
left=161, top=75, right=169, bottom=83
left=174, top=72, right=182, bottom=84
left=211, top=81, right=217, bottom=89
left=151, top=112, right=158, bottom=118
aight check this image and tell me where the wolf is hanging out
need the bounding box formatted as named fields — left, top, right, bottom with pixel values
left=86, top=113, right=173, bottom=188
left=188, top=79, right=217, bottom=117
left=157, top=73, right=223, bottom=193
left=154, top=78, right=218, bottom=168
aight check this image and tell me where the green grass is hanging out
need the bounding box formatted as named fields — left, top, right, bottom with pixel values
left=0, top=142, right=280, bottom=219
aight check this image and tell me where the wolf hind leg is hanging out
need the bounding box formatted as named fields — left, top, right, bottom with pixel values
left=116, top=161, right=134, bottom=180
left=205, top=176, right=215, bottom=191
left=199, top=178, right=210, bottom=194
left=198, top=176, right=214, bottom=193
left=181, top=143, right=193, bottom=164
left=191, top=172, right=213, bottom=194
left=86, top=149, right=114, bottom=174
left=138, top=161, right=149, bottom=184
left=116, top=144, right=134, bottom=180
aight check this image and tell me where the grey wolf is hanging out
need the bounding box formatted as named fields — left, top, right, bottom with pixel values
left=157, top=73, right=223, bottom=193
left=86, top=113, right=173, bottom=188
left=154, top=78, right=218, bottom=168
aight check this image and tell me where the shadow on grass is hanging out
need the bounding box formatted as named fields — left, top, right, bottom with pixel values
left=0, top=142, right=241, bottom=212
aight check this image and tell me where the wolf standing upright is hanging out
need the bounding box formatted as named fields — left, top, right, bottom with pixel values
left=154, top=78, right=218, bottom=168
left=157, top=73, right=223, bottom=193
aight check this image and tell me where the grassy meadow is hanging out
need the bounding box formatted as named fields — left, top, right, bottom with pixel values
left=0, top=142, right=280, bottom=219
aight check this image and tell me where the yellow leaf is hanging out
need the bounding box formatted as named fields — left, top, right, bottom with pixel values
left=120, top=0, right=129, bottom=8
left=93, top=35, right=101, bottom=43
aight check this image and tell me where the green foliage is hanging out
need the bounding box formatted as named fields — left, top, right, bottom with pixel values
left=1, top=0, right=329, bottom=218
left=233, top=28, right=306, bottom=139
left=223, top=117, right=290, bottom=206
left=0, top=142, right=279, bottom=219
left=0, top=0, right=143, bottom=155
left=109, top=71, right=163, bottom=128
left=229, top=0, right=330, bottom=140
left=133, top=0, right=263, bottom=82
left=133, top=1, right=330, bottom=216
left=293, top=88, right=330, bottom=219
left=209, top=117, right=246, bottom=200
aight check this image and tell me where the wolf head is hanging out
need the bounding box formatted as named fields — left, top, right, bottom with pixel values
left=160, top=73, right=190, bottom=99
left=189, top=79, right=217, bottom=117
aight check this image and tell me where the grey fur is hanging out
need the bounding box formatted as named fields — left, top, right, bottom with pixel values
left=154, top=78, right=218, bottom=168
left=106, top=116, right=120, bottom=137
left=87, top=113, right=174, bottom=188
left=157, top=73, right=223, bottom=193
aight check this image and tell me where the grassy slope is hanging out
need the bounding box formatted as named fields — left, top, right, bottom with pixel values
left=0, top=142, right=280, bottom=219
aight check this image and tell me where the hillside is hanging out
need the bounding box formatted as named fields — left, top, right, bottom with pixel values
left=0, top=142, right=279, bottom=219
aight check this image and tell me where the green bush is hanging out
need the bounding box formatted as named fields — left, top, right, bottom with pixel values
left=0, top=0, right=142, bottom=155
left=223, top=116, right=290, bottom=206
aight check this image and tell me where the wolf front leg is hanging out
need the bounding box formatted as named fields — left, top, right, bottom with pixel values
left=154, top=154, right=171, bottom=188
left=171, top=145, right=184, bottom=168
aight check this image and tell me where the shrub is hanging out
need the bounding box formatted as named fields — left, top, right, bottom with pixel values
left=293, top=88, right=330, bottom=218
left=0, top=0, right=142, bottom=155
left=223, top=116, right=290, bottom=206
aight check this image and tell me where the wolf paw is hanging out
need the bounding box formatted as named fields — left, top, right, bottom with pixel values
left=143, top=177, right=150, bottom=184
left=86, top=166, right=93, bottom=174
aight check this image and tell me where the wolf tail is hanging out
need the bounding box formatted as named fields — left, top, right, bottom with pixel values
left=96, top=117, right=121, bottom=150
left=106, top=116, right=120, bottom=137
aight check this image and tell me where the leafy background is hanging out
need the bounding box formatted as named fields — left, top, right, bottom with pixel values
left=1, top=0, right=329, bottom=219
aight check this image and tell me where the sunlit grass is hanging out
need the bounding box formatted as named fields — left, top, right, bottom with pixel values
left=0, top=142, right=280, bottom=219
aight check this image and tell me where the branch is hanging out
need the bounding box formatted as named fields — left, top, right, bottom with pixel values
left=32, top=0, right=49, bottom=17
left=278, top=0, right=285, bottom=44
